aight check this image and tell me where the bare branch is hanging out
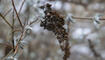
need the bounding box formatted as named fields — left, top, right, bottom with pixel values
left=11, top=10, right=15, bottom=51
left=88, top=39, right=101, bottom=60
left=13, top=29, right=26, bottom=56
left=0, top=13, right=12, bottom=28
left=1, top=49, right=13, bottom=60
left=3, top=8, right=12, bottom=17
left=18, top=0, right=25, bottom=14
left=29, top=18, right=39, bottom=25
left=11, top=0, right=23, bottom=28
left=72, top=16, right=105, bottom=20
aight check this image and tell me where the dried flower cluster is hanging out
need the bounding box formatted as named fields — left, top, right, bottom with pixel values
left=40, top=3, right=70, bottom=60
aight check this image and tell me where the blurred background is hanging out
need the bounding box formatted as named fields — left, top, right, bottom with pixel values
left=0, top=0, right=105, bottom=60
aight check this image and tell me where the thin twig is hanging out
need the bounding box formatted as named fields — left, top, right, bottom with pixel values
left=18, top=0, right=25, bottom=14
left=11, top=10, right=15, bottom=51
left=13, top=44, right=19, bottom=57
left=29, top=19, right=39, bottom=25
left=29, top=17, right=40, bottom=25
left=72, top=16, right=105, bottom=20
left=3, top=8, right=12, bottom=17
left=23, top=17, right=27, bottom=27
left=88, top=39, right=101, bottom=60
left=11, top=0, right=23, bottom=28
left=13, top=29, right=22, bottom=33
left=1, top=49, right=13, bottom=60
left=0, top=13, right=12, bottom=28
left=13, top=29, right=26, bottom=56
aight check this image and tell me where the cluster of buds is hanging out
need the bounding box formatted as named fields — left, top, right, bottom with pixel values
left=40, top=3, right=70, bottom=60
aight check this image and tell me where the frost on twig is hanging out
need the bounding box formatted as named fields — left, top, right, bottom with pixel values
left=93, top=14, right=103, bottom=29
left=66, top=13, right=76, bottom=23
left=25, top=25, right=32, bottom=35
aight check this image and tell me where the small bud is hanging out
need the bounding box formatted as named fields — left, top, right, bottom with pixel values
left=25, top=25, right=32, bottom=35
left=93, top=14, right=103, bottom=24
left=93, top=14, right=103, bottom=29
left=66, top=13, right=76, bottom=23
left=19, top=40, right=27, bottom=49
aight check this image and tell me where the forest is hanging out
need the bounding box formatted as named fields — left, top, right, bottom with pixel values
left=0, top=0, right=105, bottom=60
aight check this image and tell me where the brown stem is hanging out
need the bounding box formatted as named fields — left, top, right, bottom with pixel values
left=0, top=13, right=12, bottom=28
left=18, top=0, right=25, bottom=14
left=11, top=0, right=23, bottom=28
left=4, top=8, right=12, bottom=17
left=88, top=39, right=101, bottom=59
left=12, top=10, right=15, bottom=51
left=13, top=29, right=26, bottom=56
left=72, top=16, right=105, bottom=20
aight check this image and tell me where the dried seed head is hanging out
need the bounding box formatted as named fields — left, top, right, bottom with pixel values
left=40, top=3, right=70, bottom=60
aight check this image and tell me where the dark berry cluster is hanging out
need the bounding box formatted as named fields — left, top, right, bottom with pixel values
left=40, top=3, right=70, bottom=60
